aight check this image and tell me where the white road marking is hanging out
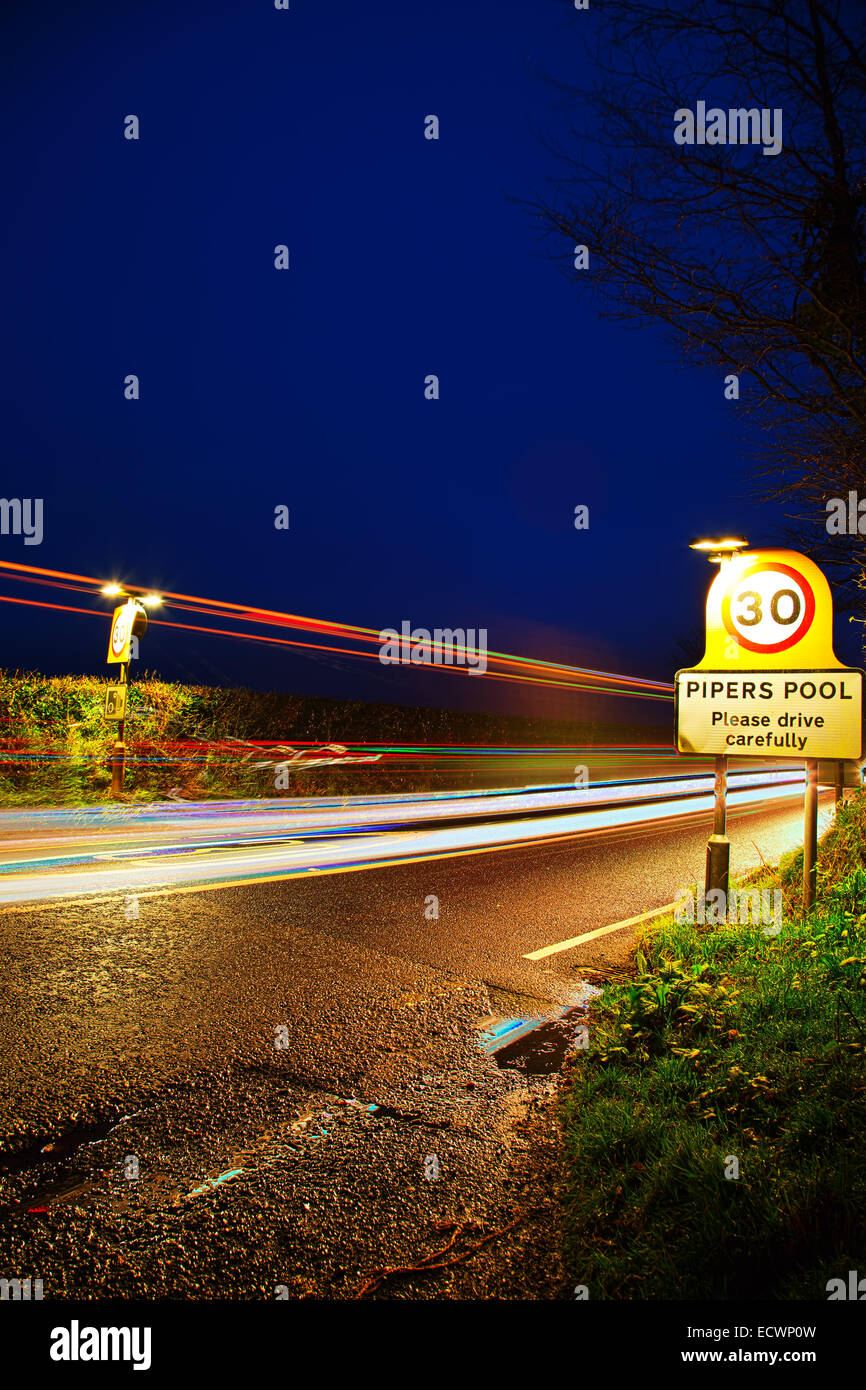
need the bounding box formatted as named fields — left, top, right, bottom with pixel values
left=523, top=897, right=689, bottom=959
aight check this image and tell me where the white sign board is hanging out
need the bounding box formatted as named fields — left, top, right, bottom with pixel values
left=676, top=669, right=863, bottom=760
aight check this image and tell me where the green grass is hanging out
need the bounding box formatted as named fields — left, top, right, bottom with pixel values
left=561, top=792, right=866, bottom=1299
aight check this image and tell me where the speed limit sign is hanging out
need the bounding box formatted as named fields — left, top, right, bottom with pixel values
left=106, top=601, right=144, bottom=664
left=676, top=548, right=863, bottom=760
left=689, top=549, right=843, bottom=671
left=108, top=606, right=130, bottom=662
left=722, top=561, right=815, bottom=655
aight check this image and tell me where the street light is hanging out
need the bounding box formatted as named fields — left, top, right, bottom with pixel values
left=689, top=535, right=749, bottom=904
left=689, top=535, right=748, bottom=565
left=100, top=584, right=163, bottom=605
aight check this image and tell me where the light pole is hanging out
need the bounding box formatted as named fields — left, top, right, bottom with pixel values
left=688, top=537, right=749, bottom=903
left=100, top=585, right=163, bottom=797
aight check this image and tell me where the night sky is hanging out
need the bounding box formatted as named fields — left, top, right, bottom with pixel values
left=1, top=0, right=855, bottom=724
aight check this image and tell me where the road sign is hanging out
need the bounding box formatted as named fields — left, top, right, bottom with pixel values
left=104, top=684, right=128, bottom=720
left=107, top=603, right=134, bottom=664
left=677, top=549, right=864, bottom=759
left=676, top=669, right=863, bottom=759
left=689, top=548, right=840, bottom=669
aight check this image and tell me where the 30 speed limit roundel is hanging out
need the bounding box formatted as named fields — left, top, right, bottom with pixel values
left=721, top=561, right=816, bottom=655
left=111, top=608, right=130, bottom=657
left=107, top=603, right=135, bottom=664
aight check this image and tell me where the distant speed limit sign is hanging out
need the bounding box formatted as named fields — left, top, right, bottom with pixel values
left=107, top=602, right=134, bottom=664
left=722, top=561, right=815, bottom=655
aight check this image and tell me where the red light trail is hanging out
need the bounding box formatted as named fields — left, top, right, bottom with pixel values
left=0, top=560, right=673, bottom=702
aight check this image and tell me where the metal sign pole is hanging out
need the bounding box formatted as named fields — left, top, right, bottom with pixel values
left=705, top=753, right=730, bottom=902
left=803, top=757, right=818, bottom=915
left=111, top=661, right=128, bottom=797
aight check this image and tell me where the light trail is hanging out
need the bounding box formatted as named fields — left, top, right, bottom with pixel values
left=0, top=770, right=806, bottom=905
left=0, top=736, right=683, bottom=771
left=0, top=560, right=673, bottom=702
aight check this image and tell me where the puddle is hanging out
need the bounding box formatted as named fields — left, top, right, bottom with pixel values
left=0, top=1111, right=144, bottom=1213
left=2, top=1156, right=101, bottom=1214
left=478, top=979, right=601, bottom=1075
left=480, top=1005, right=591, bottom=1075
left=0, top=1119, right=117, bottom=1176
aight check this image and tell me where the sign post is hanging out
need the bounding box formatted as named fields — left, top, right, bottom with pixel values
left=706, top=754, right=729, bottom=898
left=804, top=758, right=819, bottom=913
left=677, top=548, right=863, bottom=915
left=110, top=664, right=128, bottom=797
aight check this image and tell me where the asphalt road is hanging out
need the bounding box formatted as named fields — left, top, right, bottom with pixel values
left=0, top=785, right=834, bottom=1300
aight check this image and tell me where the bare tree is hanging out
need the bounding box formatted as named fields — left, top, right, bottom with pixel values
left=531, top=0, right=866, bottom=575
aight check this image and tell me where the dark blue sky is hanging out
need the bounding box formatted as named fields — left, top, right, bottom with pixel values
left=1, top=0, right=851, bottom=723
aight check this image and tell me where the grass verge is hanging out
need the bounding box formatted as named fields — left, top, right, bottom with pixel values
left=560, top=791, right=866, bottom=1299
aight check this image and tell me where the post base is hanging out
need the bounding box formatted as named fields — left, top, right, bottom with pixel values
left=705, top=834, right=730, bottom=902
left=111, top=741, right=126, bottom=797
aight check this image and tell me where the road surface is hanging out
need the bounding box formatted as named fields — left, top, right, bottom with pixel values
left=0, top=775, right=835, bottom=1299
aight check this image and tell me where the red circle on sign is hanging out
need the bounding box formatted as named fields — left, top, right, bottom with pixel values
left=721, top=562, right=816, bottom=654
left=111, top=610, right=129, bottom=656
